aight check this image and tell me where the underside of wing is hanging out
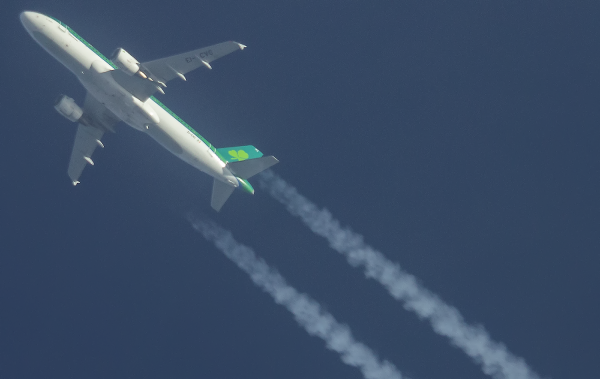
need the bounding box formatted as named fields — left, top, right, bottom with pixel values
left=141, top=41, right=246, bottom=83
left=109, top=41, right=245, bottom=101
left=82, top=93, right=120, bottom=132
left=68, top=124, right=104, bottom=185
left=67, top=93, right=120, bottom=184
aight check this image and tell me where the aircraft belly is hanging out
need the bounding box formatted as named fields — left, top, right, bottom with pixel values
left=144, top=125, right=184, bottom=155
left=79, top=67, right=159, bottom=130
left=148, top=102, right=233, bottom=182
left=80, top=81, right=135, bottom=127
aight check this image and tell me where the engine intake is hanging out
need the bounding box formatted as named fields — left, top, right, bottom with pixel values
left=54, top=95, right=83, bottom=122
left=111, top=48, right=143, bottom=77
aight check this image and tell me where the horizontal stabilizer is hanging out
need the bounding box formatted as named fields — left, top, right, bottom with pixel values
left=216, top=145, right=263, bottom=163
left=211, top=179, right=236, bottom=211
left=228, top=156, right=279, bottom=179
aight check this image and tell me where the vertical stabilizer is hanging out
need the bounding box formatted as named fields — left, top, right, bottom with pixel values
left=216, top=145, right=263, bottom=163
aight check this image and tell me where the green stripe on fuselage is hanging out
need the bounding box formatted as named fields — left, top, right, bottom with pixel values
left=149, top=97, right=227, bottom=162
left=49, top=16, right=227, bottom=165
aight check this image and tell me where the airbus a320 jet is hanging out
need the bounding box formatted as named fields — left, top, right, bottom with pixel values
left=20, top=11, right=278, bottom=211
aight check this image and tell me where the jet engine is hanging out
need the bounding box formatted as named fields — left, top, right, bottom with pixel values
left=54, top=95, right=83, bottom=122
left=111, top=48, right=146, bottom=78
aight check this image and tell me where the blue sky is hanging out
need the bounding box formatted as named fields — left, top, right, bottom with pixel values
left=2, top=1, right=599, bottom=378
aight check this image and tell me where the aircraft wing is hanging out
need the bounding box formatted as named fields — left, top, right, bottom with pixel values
left=141, top=41, right=246, bottom=84
left=110, top=41, right=245, bottom=101
left=80, top=92, right=120, bottom=132
left=67, top=93, right=120, bottom=185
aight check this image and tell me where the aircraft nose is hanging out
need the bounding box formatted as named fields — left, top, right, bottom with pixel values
left=20, top=11, right=39, bottom=31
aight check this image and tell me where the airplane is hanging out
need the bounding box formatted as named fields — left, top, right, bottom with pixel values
left=20, top=11, right=278, bottom=211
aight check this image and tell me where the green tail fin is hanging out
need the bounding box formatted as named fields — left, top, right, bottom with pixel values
left=216, top=145, right=263, bottom=163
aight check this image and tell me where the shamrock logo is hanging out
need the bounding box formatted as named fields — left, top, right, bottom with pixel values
left=228, top=150, right=249, bottom=161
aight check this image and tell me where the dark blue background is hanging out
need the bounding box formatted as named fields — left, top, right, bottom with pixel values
left=2, top=1, right=599, bottom=378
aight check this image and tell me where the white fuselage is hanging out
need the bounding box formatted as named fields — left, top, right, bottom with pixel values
left=20, top=11, right=239, bottom=187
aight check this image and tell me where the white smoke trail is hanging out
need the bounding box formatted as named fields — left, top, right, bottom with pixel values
left=188, top=215, right=407, bottom=379
left=259, top=170, right=544, bottom=379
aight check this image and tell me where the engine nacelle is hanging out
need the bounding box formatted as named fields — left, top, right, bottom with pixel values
left=111, top=48, right=141, bottom=76
left=54, top=95, right=83, bottom=123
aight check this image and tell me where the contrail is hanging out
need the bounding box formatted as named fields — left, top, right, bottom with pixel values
left=188, top=215, right=407, bottom=379
left=259, top=170, right=543, bottom=379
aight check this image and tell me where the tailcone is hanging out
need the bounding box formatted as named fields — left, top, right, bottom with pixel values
left=237, top=177, right=255, bottom=195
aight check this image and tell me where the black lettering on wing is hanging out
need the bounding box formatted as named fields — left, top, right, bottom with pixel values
left=198, top=50, right=214, bottom=59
